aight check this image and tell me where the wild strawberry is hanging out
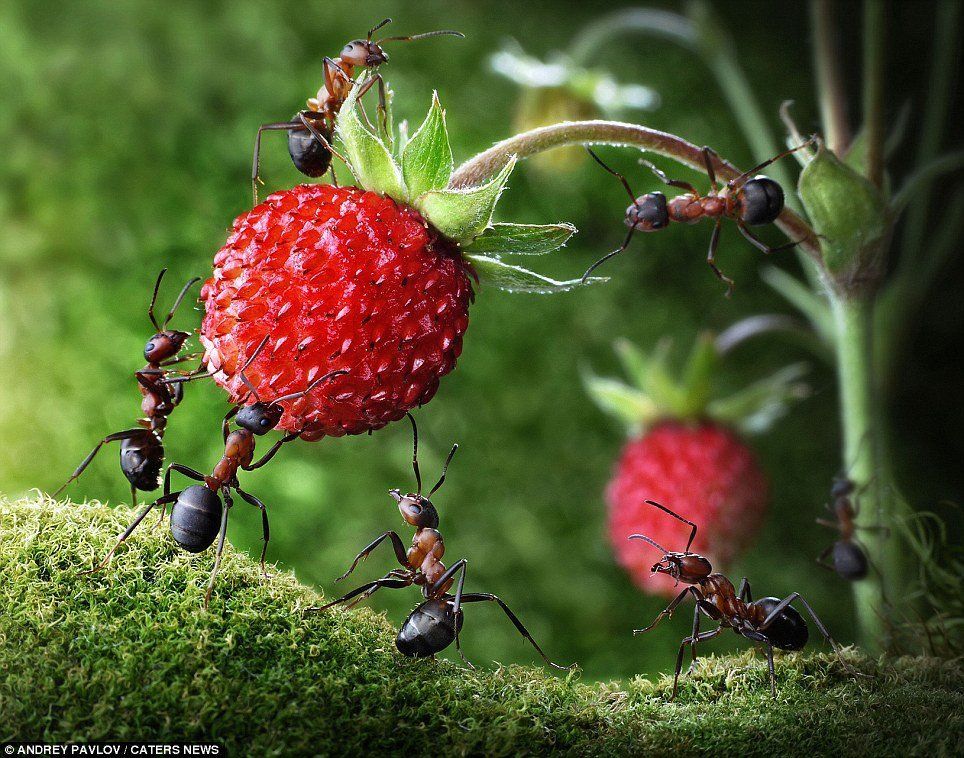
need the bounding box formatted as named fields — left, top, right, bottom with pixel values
left=585, top=332, right=809, bottom=596
left=202, top=80, right=595, bottom=438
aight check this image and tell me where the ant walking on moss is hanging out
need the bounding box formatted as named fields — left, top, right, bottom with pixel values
left=583, top=138, right=815, bottom=294
left=307, top=413, right=570, bottom=670
left=251, top=18, right=463, bottom=203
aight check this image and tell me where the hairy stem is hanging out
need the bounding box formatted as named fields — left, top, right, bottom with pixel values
left=862, top=0, right=886, bottom=188
left=811, top=0, right=851, bottom=156
left=449, top=120, right=821, bottom=263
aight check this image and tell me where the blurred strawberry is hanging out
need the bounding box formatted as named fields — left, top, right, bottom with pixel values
left=585, top=331, right=809, bottom=595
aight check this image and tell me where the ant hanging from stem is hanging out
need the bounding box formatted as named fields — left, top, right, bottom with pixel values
left=631, top=500, right=863, bottom=698
left=251, top=18, right=464, bottom=204
left=816, top=475, right=888, bottom=581
left=55, top=269, right=201, bottom=506
left=83, top=335, right=347, bottom=607
left=582, top=137, right=816, bottom=295
left=306, top=413, right=569, bottom=670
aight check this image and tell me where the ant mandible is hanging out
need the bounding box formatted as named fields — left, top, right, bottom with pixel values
left=816, top=475, right=887, bottom=581
left=582, top=138, right=815, bottom=295
left=251, top=18, right=464, bottom=204
left=631, top=500, right=861, bottom=698
left=83, top=336, right=347, bottom=606
left=306, top=413, right=570, bottom=670
left=55, top=269, right=201, bottom=506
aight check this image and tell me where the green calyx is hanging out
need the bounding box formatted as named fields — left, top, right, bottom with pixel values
left=583, top=332, right=810, bottom=436
left=335, top=75, right=602, bottom=294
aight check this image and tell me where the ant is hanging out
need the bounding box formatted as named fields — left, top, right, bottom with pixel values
left=83, top=336, right=347, bottom=606
left=55, top=269, right=201, bottom=506
left=631, top=500, right=861, bottom=698
left=816, top=475, right=887, bottom=581
left=306, top=413, right=569, bottom=670
left=251, top=18, right=464, bottom=204
left=582, top=138, right=815, bottom=295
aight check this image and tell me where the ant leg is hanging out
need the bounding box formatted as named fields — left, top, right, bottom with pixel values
left=736, top=221, right=802, bottom=255
left=581, top=226, right=636, bottom=283
left=640, top=159, right=699, bottom=195
left=55, top=429, right=147, bottom=496
left=438, top=561, right=475, bottom=670
left=633, top=587, right=692, bottom=635
left=82, top=492, right=179, bottom=575
left=203, top=491, right=232, bottom=608
left=222, top=405, right=241, bottom=443
left=296, top=112, right=348, bottom=166
left=159, top=352, right=205, bottom=368
left=815, top=544, right=836, bottom=572
left=706, top=218, right=735, bottom=297
left=728, top=136, right=816, bottom=187
left=701, top=146, right=719, bottom=191
left=304, top=576, right=412, bottom=613
left=687, top=600, right=702, bottom=674
left=235, top=487, right=271, bottom=577
left=585, top=148, right=638, bottom=203
left=335, top=531, right=408, bottom=582
left=458, top=593, right=573, bottom=670
left=158, top=463, right=205, bottom=523
left=243, top=432, right=299, bottom=471
left=670, top=627, right=725, bottom=700
left=130, top=484, right=138, bottom=508
left=252, top=121, right=299, bottom=205
left=428, top=558, right=467, bottom=599
left=737, top=577, right=753, bottom=603
left=342, top=570, right=411, bottom=610
left=816, top=518, right=841, bottom=530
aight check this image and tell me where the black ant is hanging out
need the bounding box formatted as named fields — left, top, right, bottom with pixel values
left=55, top=269, right=201, bottom=506
left=306, top=414, right=569, bottom=670
left=582, top=138, right=815, bottom=295
left=631, top=500, right=861, bottom=698
left=816, top=476, right=887, bottom=581
left=251, top=18, right=464, bottom=204
left=83, top=336, right=347, bottom=606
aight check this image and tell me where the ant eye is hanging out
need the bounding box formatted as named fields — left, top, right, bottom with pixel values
left=260, top=418, right=270, bottom=427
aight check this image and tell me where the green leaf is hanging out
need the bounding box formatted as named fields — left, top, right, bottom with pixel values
left=335, top=75, right=406, bottom=199
left=798, top=146, right=887, bottom=282
left=708, top=363, right=811, bottom=435
left=464, top=223, right=577, bottom=256
left=401, top=92, right=453, bottom=199
left=463, top=254, right=606, bottom=294
left=582, top=373, right=657, bottom=432
left=416, top=157, right=516, bottom=245
left=377, top=83, right=395, bottom=153
left=613, top=338, right=650, bottom=388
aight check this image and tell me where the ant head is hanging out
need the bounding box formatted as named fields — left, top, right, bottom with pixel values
left=144, top=330, right=189, bottom=363
left=629, top=500, right=712, bottom=585
left=650, top=552, right=713, bottom=585
left=739, top=175, right=784, bottom=226
left=627, top=192, right=669, bottom=231
left=390, top=490, right=440, bottom=529
left=235, top=401, right=284, bottom=436
left=340, top=39, right=388, bottom=68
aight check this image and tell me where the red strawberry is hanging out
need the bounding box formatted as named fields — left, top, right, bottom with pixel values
left=200, top=184, right=473, bottom=438
left=607, top=422, right=768, bottom=596
left=586, top=333, right=808, bottom=596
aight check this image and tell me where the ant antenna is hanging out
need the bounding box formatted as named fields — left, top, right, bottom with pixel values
left=629, top=533, right=669, bottom=555
left=406, top=412, right=422, bottom=495
left=379, top=29, right=465, bottom=44
left=428, top=444, right=458, bottom=497
left=645, top=500, right=698, bottom=553
left=162, top=276, right=201, bottom=328
left=730, top=136, right=817, bottom=186
left=367, top=17, right=392, bottom=41
left=148, top=269, right=167, bottom=331
left=586, top=147, right=637, bottom=204
left=237, top=335, right=271, bottom=403
left=271, top=370, right=348, bottom=404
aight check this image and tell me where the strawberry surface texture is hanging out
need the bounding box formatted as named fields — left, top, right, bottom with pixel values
left=201, top=184, right=474, bottom=439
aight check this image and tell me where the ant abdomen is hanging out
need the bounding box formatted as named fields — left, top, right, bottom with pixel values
left=751, top=597, right=809, bottom=651
left=287, top=117, right=334, bottom=178
left=740, top=176, right=784, bottom=226
left=396, top=598, right=463, bottom=658
left=832, top=541, right=869, bottom=580
left=120, top=434, right=164, bottom=492
left=170, top=485, right=223, bottom=553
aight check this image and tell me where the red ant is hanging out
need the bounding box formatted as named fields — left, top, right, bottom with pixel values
left=83, top=336, right=346, bottom=606
left=251, top=18, right=464, bottom=204
left=582, top=138, right=815, bottom=295
left=631, top=500, right=861, bottom=698
left=306, top=414, right=569, bottom=670
left=55, top=269, right=201, bottom=506
left=817, top=475, right=887, bottom=581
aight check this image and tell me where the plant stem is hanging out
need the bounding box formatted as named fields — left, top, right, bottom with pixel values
left=449, top=120, right=821, bottom=263
left=831, top=293, right=907, bottom=652
left=811, top=0, right=851, bottom=156
left=862, top=0, right=885, bottom=188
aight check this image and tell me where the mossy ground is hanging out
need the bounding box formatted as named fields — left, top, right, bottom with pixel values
left=1, top=496, right=961, bottom=755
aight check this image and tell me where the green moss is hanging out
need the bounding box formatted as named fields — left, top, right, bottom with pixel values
left=2, top=496, right=961, bottom=754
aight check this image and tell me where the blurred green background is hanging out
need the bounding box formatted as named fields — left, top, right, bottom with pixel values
left=1, top=0, right=961, bottom=680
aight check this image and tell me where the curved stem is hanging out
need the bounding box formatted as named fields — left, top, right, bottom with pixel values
left=449, top=120, right=821, bottom=263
